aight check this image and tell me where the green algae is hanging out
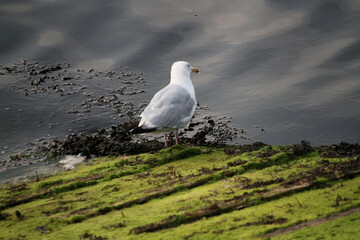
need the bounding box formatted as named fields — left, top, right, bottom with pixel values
left=270, top=211, right=360, bottom=240
left=0, top=144, right=359, bottom=240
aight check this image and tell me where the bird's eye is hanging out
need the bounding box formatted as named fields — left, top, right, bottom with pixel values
left=187, top=64, right=190, bottom=68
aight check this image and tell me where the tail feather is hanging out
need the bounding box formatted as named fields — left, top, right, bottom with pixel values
left=130, top=126, right=157, bottom=134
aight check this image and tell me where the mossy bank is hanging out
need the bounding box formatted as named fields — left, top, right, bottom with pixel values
left=1, top=142, right=360, bottom=240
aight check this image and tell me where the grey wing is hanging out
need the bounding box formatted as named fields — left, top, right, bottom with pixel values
left=140, top=84, right=195, bottom=129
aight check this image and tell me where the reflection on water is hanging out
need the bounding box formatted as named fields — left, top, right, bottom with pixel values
left=38, top=30, right=64, bottom=46
left=0, top=0, right=359, bottom=166
left=76, top=58, right=115, bottom=71
left=1, top=4, right=31, bottom=13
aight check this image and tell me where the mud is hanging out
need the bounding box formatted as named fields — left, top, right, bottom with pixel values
left=5, top=183, right=29, bottom=193
left=2, top=60, right=146, bottom=98
left=2, top=59, right=246, bottom=176
left=5, top=104, right=243, bottom=173
left=227, top=159, right=248, bottom=167
left=283, top=159, right=360, bottom=187
left=10, top=117, right=235, bottom=163
left=1, top=59, right=152, bottom=172
left=211, top=215, right=287, bottom=234
left=66, top=206, right=94, bottom=218
left=183, top=231, right=209, bottom=240
left=102, top=222, right=126, bottom=229
left=1, top=193, right=41, bottom=211
left=42, top=206, right=69, bottom=216
left=240, top=214, right=287, bottom=227
left=242, top=177, right=285, bottom=189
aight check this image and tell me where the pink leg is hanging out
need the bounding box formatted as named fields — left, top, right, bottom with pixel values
left=175, top=130, right=179, bottom=145
left=164, top=133, right=168, bottom=148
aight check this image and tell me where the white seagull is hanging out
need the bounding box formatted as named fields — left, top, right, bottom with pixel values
left=131, top=61, right=200, bottom=147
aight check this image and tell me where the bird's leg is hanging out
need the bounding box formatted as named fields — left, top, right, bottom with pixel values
left=175, top=130, right=179, bottom=145
left=164, top=133, right=168, bottom=148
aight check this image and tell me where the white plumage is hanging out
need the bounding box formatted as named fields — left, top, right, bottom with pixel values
left=131, top=61, right=200, bottom=147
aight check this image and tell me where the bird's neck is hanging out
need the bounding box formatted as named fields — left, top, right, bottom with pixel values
left=170, top=74, right=195, bottom=98
left=170, top=72, right=191, bottom=84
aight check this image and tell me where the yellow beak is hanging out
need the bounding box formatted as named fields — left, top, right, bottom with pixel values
left=191, top=67, right=200, bottom=73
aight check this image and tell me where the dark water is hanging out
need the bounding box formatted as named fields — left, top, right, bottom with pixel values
left=1, top=0, right=360, bottom=178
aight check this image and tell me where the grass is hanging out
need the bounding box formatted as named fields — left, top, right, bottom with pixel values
left=0, top=144, right=359, bottom=239
left=271, top=212, right=360, bottom=240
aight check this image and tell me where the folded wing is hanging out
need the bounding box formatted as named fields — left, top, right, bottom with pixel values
left=139, top=84, right=196, bottom=130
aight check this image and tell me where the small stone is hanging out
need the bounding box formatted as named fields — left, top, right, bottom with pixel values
left=63, top=76, right=73, bottom=80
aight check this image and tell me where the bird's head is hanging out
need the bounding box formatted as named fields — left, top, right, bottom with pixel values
left=171, top=61, right=200, bottom=80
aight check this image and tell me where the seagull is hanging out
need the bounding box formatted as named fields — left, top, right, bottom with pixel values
left=131, top=61, right=200, bottom=147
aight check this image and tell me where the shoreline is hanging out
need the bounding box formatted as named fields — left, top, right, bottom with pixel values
left=1, top=143, right=359, bottom=239
left=1, top=139, right=359, bottom=185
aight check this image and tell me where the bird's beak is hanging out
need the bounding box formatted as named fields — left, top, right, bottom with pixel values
left=191, top=67, right=200, bottom=73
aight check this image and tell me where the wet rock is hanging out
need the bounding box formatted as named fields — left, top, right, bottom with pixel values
left=291, top=141, right=313, bottom=156
left=46, top=121, right=163, bottom=158
left=319, top=142, right=360, bottom=158
left=63, top=76, right=73, bottom=81
left=181, top=117, right=241, bottom=147
left=37, top=65, right=62, bottom=75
